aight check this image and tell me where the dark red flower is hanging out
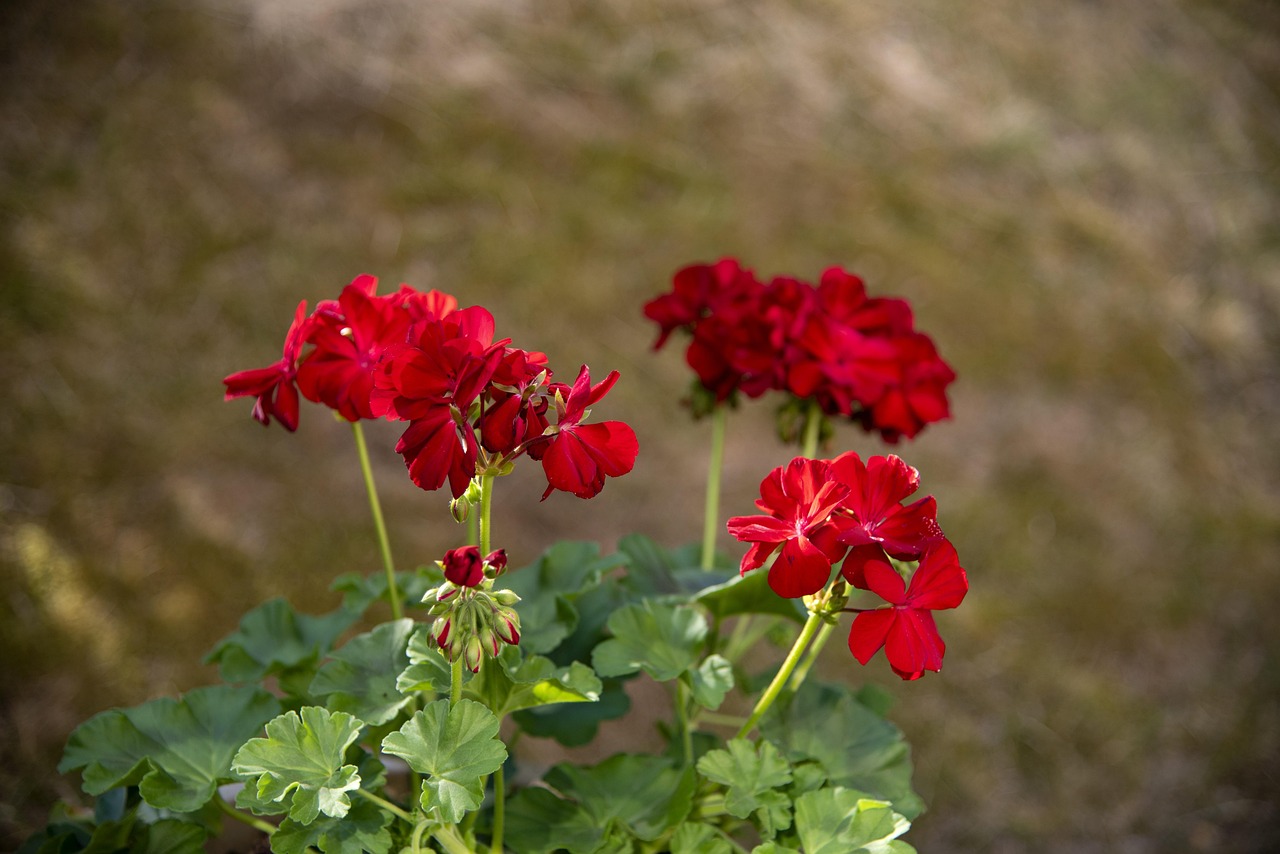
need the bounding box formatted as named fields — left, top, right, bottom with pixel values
left=726, top=457, right=853, bottom=598
left=222, top=301, right=310, bottom=431
left=862, top=332, right=956, bottom=443
left=846, top=540, right=967, bottom=680
left=296, top=276, right=412, bottom=421
left=643, top=258, right=756, bottom=350
left=532, top=366, right=639, bottom=499
left=442, top=545, right=485, bottom=588
left=830, top=452, right=945, bottom=586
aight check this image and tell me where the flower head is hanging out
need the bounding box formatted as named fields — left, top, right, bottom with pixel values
left=222, top=300, right=311, bottom=431
left=846, top=540, right=968, bottom=680
left=530, top=365, right=639, bottom=500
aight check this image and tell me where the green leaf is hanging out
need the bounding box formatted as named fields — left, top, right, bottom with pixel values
left=380, top=699, right=507, bottom=824
left=696, top=738, right=793, bottom=836
left=395, top=625, right=454, bottom=696
left=503, top=541, right=624, bottom=657
left=792, top=788, right=913, bottom=854
left=331, top=567, right=441, bottom=615
left=671, top=822, right=734, bottom=854
left=615, top=533, right=684, bottom=596
left=592, top=600, right=707, bottom=682
left=689, top=654, right=735, bottom=710
left=231, top=707, right=364, bottom=824
left=503, top=787, right=605, bottom=854
left=270, top=796, right=393, bottom=854
left=511, top=678, right=631, bottom=747
left=309, top=619, right=415, bottom=725
left=204, top=598, right=356, bottom=692
left=761, top=683, right=923, bottom=819
left=695, top=569, right=807, bottom=624
left=751, top=844, right=802, bottom=854
left=468, top=646, right=601, bottom=718
left=134, top=819, right=208, bottom=854
left=542, top=754, right=696, bottom=842
left=58, top=685, right=280, bottom=813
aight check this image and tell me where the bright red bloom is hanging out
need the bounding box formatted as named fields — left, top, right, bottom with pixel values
left=829, top=452, right=945, bottom=585
left=442, top=545, right=485, bottom=587
left=222, top=301, right=310, bottom=431
left=861, top=332, right=956, bottom=443
left=643, top=258, right=756, bottom=350
left=531, top=366, right=639, bottom=499
left=296, top=276, right=412, bottom=421
left=726, top=457, right=854, bottom=598
left=846, top=540, right=968, bottom=680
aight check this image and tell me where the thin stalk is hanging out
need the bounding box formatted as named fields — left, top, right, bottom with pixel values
left=676, top=680, right=694, bottom=767
left=801, top=398, right=822, bottom=460
left=491, top=764, right=506, bottom=853
left=701, top=405, right=728, bottom=570
left=410, top=821, right=429, bottom=854
left=355, top=788, right=415, bottom=824
left=479, top=473, right=495, bottom=555
left=353, top=421, right=401, bottom=620
left=432, top=824, right=473, bottom=854
left=735, top=612, right=823, bottom=739
left=450, top=656, right=464, bottom=706
left=788, top=621, right=835, bottom=691
left=215, top=795, right=276, bottom=836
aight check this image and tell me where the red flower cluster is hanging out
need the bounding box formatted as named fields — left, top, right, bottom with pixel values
left=644, top=259, right=956, bottom=442
left=223, top=275, right=638, bottom=500
left=727, top=453, right=967, bottom=679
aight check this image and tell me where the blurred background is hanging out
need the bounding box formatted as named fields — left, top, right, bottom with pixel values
left=2, top=0, right=1279, bottom=850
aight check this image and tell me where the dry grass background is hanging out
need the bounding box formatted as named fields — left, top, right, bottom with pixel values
left=2, top=0, right=1279, bottom=850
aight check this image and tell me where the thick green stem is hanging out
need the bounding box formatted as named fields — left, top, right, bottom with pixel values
left=432, top=824, right=473, bottom=854
left=450, top=656, right=464, bottom=706
left=355, top=788, right=415, bottom=824
left=491, top=764, right=506, bottom=853
left=801, top=398, right=822, bottom=459
left=788, top=621, right=835, bottom=691
left=215, top=794, right=276, bottom=836
left=735, top=612, right=824, bottom=739
left=353, top=421, right=402, bottom=620
left=479, top=473, right=495, bottom=555
left=701, top=405, right=728, bottom=570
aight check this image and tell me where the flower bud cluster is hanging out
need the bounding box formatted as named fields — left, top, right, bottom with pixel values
left=423, top=547, right=521, bottom=673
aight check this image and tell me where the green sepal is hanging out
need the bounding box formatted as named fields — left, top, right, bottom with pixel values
left=761, top=682, right=923, bottom=819
left=792, top=788, right=914, bottom=854
left=309, top=619, right=415, bottom=725
left=467, top=645, right=602, bottom=719
left=231, top=706, right=365, bottom=824
left=58, top=685, right=280, bottom=813
left=592, top=600, right=707, bottom=682
left=270, top=795, right=393, bottom=854
left=380, top=699, right=507, bottom=824
left=204, top=598, right=356, bottom=696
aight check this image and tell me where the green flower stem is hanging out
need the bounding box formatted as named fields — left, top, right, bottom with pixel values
left=214, top=794, right=276, bottom=836
left=691, top=710, right=748, bottom=728
left=801, top=398, right=822, bottom=459
left=735, top=611, right=824, bottom=739
left=450, top=656, right=464, bottom=706
left=788, top=620, right=836, bottom=691
left=410, top=821, right=429, bottom=854
left=701, top=405, right=728, bottom=570
left=676, top=680, right=694, bottom=767
left=491, top=764, right=506, bottom=853
left=355, top=788, right=415, bottom=824
left=479, top=473, right=495, bottom=555
left=353, top=421, right=402, bottom=621
left=432, top=824, right=473, bottom=854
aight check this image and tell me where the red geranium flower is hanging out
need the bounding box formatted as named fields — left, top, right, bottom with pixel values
left=296, top=275, right=412, bottom=422
left=222, top=300, right=310, bottom=431
left=830, top=452, right=945, bottom=586
left=531, top=366, right=639, bottom=499
left=862, top=332, right=956, bottom=443
left=726, top=457, right=853, bottom=598
left=846, top=540, right=968, bottom=680
left=442, top=545, right=486, bottom=588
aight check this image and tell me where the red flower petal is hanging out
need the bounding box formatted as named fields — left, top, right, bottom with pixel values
left=847, top=609, right=895, bottom=665
left=766, top=536, right=833, bottom=598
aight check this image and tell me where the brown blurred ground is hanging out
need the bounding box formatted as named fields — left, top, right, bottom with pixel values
left=2, top=0, right=1279, bottom=850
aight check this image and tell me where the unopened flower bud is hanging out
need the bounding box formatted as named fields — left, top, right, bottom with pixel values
left=464, top=636, right=484, bottom=673
left=479, top=625, right=500, bottom=658
left=449, top=634, right=465, bottom=661
left=433, top=616, right=451, bottom=648
left=442, top=546, right=485, bottom=588
left=484, top=549, right=508, bottom=575
left=449, top=497, right=471, bottom=524
left=495, top=610, right=521, bottom=646
left=492, top=589, right=521, bottom=607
